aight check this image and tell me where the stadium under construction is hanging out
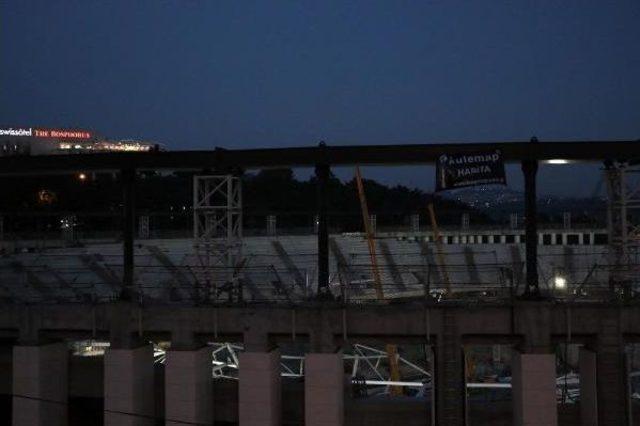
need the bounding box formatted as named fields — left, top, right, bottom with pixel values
left=1, top=139, right=640, bottom=425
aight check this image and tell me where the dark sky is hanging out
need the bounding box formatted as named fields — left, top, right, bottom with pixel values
left=2, top=1, right=639, bottom=195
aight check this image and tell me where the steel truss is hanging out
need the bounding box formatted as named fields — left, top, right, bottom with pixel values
left=152, top=342, right=431, bottom=394
left=193, top=175, right=243, bottom=301
left=605, top=161, right=640, bottom=296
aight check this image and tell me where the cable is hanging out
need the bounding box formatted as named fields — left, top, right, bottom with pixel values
left=9, top=393, right=213, bottom=425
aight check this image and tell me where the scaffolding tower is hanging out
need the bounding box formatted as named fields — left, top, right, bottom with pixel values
left=193, top=175, right=243, bottom=302
left=605, top=161, right=640, bottom=297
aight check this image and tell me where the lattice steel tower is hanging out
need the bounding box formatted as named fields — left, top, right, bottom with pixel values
left=605, top=161, right=640, bottom=297
left=193, top=175, right=243, bottom=302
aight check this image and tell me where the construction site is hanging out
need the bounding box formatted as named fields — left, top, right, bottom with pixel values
left=1, top=140, right=639, bottom=426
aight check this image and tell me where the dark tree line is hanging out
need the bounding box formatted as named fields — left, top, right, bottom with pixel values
left=0, top=168, right=485, bottom=234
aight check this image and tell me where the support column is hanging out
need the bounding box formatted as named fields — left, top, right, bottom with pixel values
left=595, top=313, right=628, bottom=426
left=165, top=346, right=212, bottom=426
left=579, top=347, right=597, bottom=426
left=522, top=137, right=539, bottom=297
left=121, top=168, right=136, bottom=301
left=315, top=157, right=330, bottom=298
left=436, top=310, right=465, bottom=425
left=305, top=351, right=344, bottom=426
left=238, top=349, right=281, bottom=426
left=511, top=352, right=557, bottom=426
left=12, top=342, right=68, bottom=426
left=104, top=344, right=155, bottom=426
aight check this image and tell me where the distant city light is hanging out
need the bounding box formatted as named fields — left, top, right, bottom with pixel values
left=546, top=159, right=569, bottom=165
left=78, top=173, right=87, bottom=181
left=37, top=189, right=56, bottom=205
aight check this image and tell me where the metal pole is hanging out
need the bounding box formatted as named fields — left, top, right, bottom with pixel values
left=122, top=168, right=136, bottom=300
left=315, top=161, right=330, bottom=298
left=522, top=137, right=539, bottom=297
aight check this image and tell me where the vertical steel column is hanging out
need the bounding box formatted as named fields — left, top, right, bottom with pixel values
left=316, top=159, right=330, bottom=298
left=522, top=138, right=539, bottom=297
left=121, top=168, right=136, bottom=300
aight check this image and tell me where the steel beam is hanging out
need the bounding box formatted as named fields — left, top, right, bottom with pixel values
left=522, top=139, right=539, bottom=297
left=316, top=158, right=330, bottom=298
left=121, top=168, right=136, bottom=301
left=1, top=140, right=640, bottom=174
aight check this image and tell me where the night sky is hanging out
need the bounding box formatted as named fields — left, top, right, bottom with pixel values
left=2, top=1, right=639, bottom=195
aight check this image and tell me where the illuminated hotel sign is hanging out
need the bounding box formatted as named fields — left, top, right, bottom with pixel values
left=34, top=129, right=91, bottom=139
left=0, top=127, right=92, bottom=139
left=0, top=127, right=32, bottom=136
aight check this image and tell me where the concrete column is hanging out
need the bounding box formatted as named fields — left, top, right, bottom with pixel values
left=511, top=352, right=557, bottom=426
left=595, top=316, right=628, bottom=426
left=579, top=347, right=597, bottom=426
left=238, top=349, right=281, bottom=426
left=165, top=346, right=212, bottom=426
left=12, top=342, right=68, bottom=426
left=436, top=312, right=465, bottom=425
left=305, top=351, right=344, bottom=426
left=104, top=344, right=155, bottom=426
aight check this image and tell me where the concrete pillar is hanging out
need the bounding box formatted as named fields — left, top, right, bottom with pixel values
left=436, top=312, right=465, bottom=425
left=511, top=352, right=557, bottom=426
left=305, top=351, right=344, bottom=426
left=410, top=214, right=420, bottom=233
left=104, top=344, right=155, bottom=426
left=579, top=347, right=597, bottom=426
left=266, top=215, right=277, bottom=236
left=12, top=342, right=68, bottom=426
left=238, top=349, right=281, bottom=426
left=165, top=346, right=212, bottom=426
left=595, top=316, right=628, bottom=426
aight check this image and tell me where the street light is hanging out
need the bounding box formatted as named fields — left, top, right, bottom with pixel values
left=546, top=159, right=569, bottom=164
left=554, top=275, right=567, bottom=290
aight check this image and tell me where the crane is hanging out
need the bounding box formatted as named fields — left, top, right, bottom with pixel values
left=354, top=166, right=402, bottom=396
left=427, top=201, right=451, bottom=293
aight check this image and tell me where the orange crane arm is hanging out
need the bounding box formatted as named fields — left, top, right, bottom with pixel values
left=355, top=166, right=384, bottom=300
left=428, top=202, right=451, bottom=293
left=355, top=166, right=401, bottom=395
